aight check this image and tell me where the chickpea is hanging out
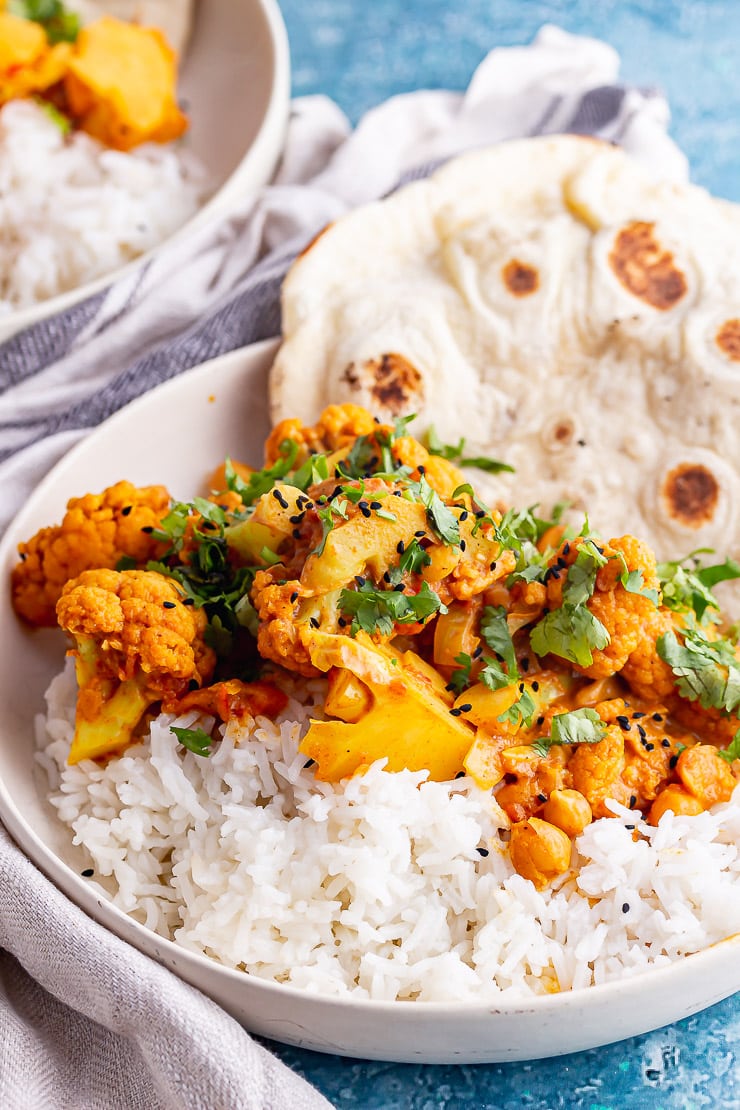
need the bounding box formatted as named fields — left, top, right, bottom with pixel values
left=542, top=789, right=593, bottom=838
left=509, top=818, right=572, bottom=889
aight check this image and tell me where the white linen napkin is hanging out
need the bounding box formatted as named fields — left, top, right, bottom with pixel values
left=0, top=25, right=688, bottom=1110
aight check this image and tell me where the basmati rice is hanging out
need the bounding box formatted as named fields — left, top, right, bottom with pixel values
left=37, top=658, right=740, bottom=1001
left=0, top=99, right=208, bottom=313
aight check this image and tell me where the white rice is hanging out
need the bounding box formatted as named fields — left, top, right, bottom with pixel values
left=37, top=658, right=740, bottom=1001
left=0, top=99, right=208, bottom=313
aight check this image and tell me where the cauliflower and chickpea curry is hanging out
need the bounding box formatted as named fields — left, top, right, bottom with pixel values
left=12, top=405, right=740, bottom=889
left=0, top=1, right=186, bottom=149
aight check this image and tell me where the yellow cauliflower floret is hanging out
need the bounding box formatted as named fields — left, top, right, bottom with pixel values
left=265, top=404, right=378, bottom=467
left=546, top=534, right=661, bottom=680
left=12, top=480, right=171, bottom=626
left=56, top=568, right=215, bottom=763
left=0, top=13, right=71, bottom=104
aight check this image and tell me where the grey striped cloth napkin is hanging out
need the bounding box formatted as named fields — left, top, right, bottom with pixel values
left=0, top=25, right=686, bottom=1110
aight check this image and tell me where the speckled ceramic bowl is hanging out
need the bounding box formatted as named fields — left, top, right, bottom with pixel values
left=0, top=341, right=738, bottom=1062
left=0, top=0, right=290, bottom=343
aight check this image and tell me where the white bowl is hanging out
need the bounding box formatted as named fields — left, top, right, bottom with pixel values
left=0, top=0, right=290, bottom=343
left=0, top=341, right=738, bottom=1063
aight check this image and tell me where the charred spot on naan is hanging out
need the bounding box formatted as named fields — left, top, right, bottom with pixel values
left=661, top=463, right=720, bottom=528
left=341, top=354, right=424, bottom=415
left=608, top=221, right=687, bottom=311
left=501, top=259, right=539, bottom=297
left=716, top=319, right=740, bottom=362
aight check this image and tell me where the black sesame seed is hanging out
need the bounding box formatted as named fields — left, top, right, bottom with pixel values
left=616, top=715, right=631, bottom=731
left=521, top=658, right=530, bottom=672
left=360, top=505, right=371, bottom=518
left=532, top=681, right=540, bottom=692
left=622, top=902, right=630, bottom=914
left=475, top=509, right=486, bottom=519
left=396, top=540, right=405, bottom=554
left=182, top=598, right=194, bottom=606
left=490, top=561, right=497, bottom=571
left=383, top=571, right=392, bottom=583
left=536, top=716, right=545, bottom=727
left=309, top=617, right=320, bottom=629
left=455, top=770, right=466, bottom=779
left=338, top=617, right=347, bottom=628
left=140, top=526, right=154, bottom=534
left=504, top=773, right=518, bottom=784
left=292, top=529, right=302, bottom=539
left=289, top=513, right=305, bottom=524
left=460, top=539, right=467, bottom=552
left=459, top=703, right=472, bottom=713
left=290, top=591, right=298, bottom=603
left=369, top=501, right=382, bottom=510
left=625, top=824, right=635, bottom=831
left=652, top=713, right=663, bottom=722
left=450, top=707, right=463, bottom=717
left=518, top=683, right=525, bottom=694
left=417, top=465, right=426, bottom=474
left=121, top=505, right=132, bottom=516
left=460, top=510, right=469, bottom=521
left=304, top=758, right=315, bottom=768
left=393, top=583, right=405, bottom=592
left=163, top=601, right=176, bottom=609
left=81, top=868, right=94, bottom=877
left=355, top=576, right=366, bottom=586
left=637, top=724, right=647, bottom=740
left=661, top=738, right=671, bottom=748
left=629, top=795, right=637, bottom=809
left=645, top=743, right=654, bottom=752
left=473, top=646, right=483, bottom=659
left=392, top=490, right=403, bottom=497
left=669, top=754, right=679, bottom=769
left=414, top=530, right=426, bottom=538
left=537, top=793, right=547, bottom=804
left=477, top=847, right=490, bottom=857
left=632, top=712, right=646, bottom=719
left=562, top=543, right=571, bottom=555
left=272, top=489, right=289, bottom=509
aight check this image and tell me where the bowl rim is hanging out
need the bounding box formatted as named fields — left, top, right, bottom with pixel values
left=1, top=340, right=739, bottom=1039
left=0, top=0, right=291, bottom=341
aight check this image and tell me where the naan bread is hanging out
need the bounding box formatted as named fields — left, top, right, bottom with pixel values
left=270, top=135, right=740, bottom=615
left=68, top=0, right=193, bottom=54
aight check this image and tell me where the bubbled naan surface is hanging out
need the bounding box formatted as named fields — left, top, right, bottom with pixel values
left=270, top=135, right=740, bottom=613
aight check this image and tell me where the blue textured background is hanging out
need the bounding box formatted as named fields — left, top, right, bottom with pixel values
left=269, top=2, right=740, bottom=1105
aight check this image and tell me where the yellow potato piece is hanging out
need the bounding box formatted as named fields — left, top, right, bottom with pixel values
left=0, top=14, right=71, bottom=104
left=64, top=16, right=187, bottom=150
left=300, top=630, right=474, bottom=782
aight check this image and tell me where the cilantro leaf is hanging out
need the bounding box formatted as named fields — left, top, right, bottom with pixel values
left=620, top=568, right=660, bottom=607
left=658, top=550, right=740, bottom=623
left=530, top=708, right=606, bottom=757
left=480, top=606, right=518, bottom=677
left=497, top=687, right=537, bottom=729
left=170, top=725, right=213, bottom=757
left=338, top=580, right=447, bottom=636
left=718, top=729, right=740, bottom=764
left=10, top=0, right=79, bottom=42
left=410, top=475, right=460, bottom=546
left=224, top=442, right=299, bottom=506
left=447, top=652, right=474, bottom=695
left=657, top=628, right=740, bottom=714
left=425, top=427, right=515, bottom=473
left=530, top=603, right=610, bottom=668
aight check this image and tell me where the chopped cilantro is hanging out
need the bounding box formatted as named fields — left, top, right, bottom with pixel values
left=409, top=475, right=460, bottom=546
left=425, top=427, right=515, bottom=473
left=313, top=497, right=349, bottom=557
left=529, top=542, right=611, bottom=667
left=657, top=628, right=740, bottom=714
left=170, top=725, right=213, bottom=757
left=291, top=453, right=329, bottom=490
left=498, top=687, right=537, bottom=729
left=10, top=0, right=79, bottom=42
left=530, top=708, right=606, bottom=757
left=338, top=580, right=447, bottom=636
left=448, top=652, right=474, bottom=695
left=718, top=729, right=740, bottom=764
left=480, top=606, right=518, bottom=677
left=620, top=567, right=660, bottom=607
left=224, top=442, right=299, bottom=506
left=658, top=550, right=740, bottom=623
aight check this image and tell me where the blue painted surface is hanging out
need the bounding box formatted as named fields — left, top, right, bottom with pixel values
left=268, top=2, right=740, bottom=1104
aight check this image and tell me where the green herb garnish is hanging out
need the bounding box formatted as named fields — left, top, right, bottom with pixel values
left=10, top=0, right=80, bottom=42
left=657, top=628, right=740, bottom=714
left=530, top=708, right=607, bottom=757
left=338, top=580, right=447, bottom=636
left=170, top=725, right=214, bottom=757
left=425, top=427, right=515, bottom=474
left=718, top=729, right=740, bottom=764
left=658, top=550, right=740, bottom=623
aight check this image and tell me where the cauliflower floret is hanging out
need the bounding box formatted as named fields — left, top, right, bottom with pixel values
left=545, top=534, right=662, bottom=680
left=265, top=404, right=378, bottom=467
left=12, top=481, right=171, bottom=626
left=56, top=568, right=216, bottom=763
